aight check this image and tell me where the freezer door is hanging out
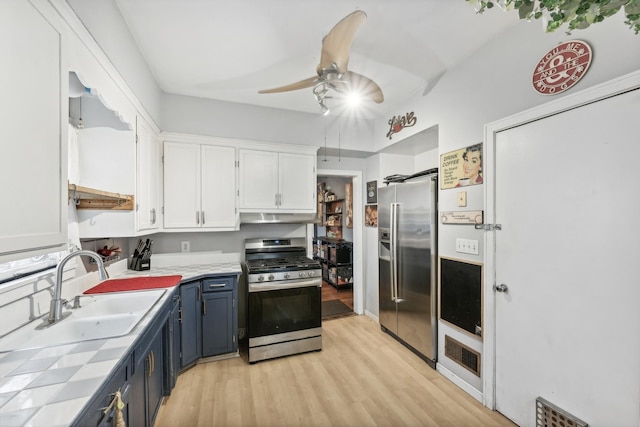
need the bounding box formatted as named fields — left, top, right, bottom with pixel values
left=395, top=177, right=437, bottom=361
left=378, top=185, right=396, bottom=333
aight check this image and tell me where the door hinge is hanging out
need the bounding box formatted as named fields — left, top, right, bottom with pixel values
left=236, top=160, right=239, bottom=167
left=475, top=224, right=502, bottom=231
left=233, top=335, right=236, bottom=343
left=135, top=134, right=139, bottom=144
left=233, top=298, right=236, bottom=307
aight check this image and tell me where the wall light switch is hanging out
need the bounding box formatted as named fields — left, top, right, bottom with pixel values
left=457, top=191, right=467, bottom=207
left=456, top=238, right=479, bottom=255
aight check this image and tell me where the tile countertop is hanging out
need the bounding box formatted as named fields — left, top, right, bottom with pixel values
left=0, top=253, right=242, bottom=427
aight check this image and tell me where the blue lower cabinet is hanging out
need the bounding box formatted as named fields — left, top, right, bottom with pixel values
left=179, top=281, right=202, bottom=369
left=202, top=291, right=235, bottom=356
left=130, top=321, right=166, bottom=427
left=72, top=359, right=129, bottom=426
left=201, top=275, right=238, bottom=357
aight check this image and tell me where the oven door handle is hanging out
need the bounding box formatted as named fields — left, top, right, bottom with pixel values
left=249, top=279, right=321, bottom=292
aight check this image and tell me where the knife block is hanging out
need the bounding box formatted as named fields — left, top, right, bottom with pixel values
left=128, top=256, right=151, bottom=271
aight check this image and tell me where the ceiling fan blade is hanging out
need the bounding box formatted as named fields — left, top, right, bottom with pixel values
left=258, top=76, right=318, bottom=94
left=317, top=10, right=367, bottom=75
left=339, top=71, right=384, bottom=103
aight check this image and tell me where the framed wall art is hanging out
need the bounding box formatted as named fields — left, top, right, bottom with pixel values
left=366, top=180, right=377, bottom=204
left=365, top=204, right=378, bottom=227
left=440, top=143, right=483, bottom=190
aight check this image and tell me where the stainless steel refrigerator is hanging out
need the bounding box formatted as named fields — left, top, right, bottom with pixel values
left=378, top=172, right=437, bottom=368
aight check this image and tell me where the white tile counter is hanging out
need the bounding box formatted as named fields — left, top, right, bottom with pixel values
left=0, top=254, right=242, bottom=427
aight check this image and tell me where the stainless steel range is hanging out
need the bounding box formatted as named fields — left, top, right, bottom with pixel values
left=244, top=238, right=322, bottom=363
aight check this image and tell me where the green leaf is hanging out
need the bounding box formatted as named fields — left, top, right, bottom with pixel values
left=518, top=2, right=535, bottom=18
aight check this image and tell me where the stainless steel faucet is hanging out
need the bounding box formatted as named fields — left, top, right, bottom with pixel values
left=48, top=250, right=109, bottom=324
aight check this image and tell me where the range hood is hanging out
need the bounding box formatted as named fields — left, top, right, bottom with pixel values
left=240, top=213, right=319, bottom=224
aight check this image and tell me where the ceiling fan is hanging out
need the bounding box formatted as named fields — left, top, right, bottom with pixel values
left=258, top=10, right=384, bottom=115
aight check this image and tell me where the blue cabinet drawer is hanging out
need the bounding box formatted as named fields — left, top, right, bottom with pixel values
left=202, top=276, right=235, bottom=292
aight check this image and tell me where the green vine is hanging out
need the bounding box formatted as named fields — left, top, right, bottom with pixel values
left=467, top=0, right=640, bottom=34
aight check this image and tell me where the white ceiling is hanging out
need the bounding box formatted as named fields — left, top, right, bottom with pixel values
left=112, top=0, right=519, bottom=117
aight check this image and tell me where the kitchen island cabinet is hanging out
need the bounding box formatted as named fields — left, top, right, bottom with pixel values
left=0, top=0, right=67, bottom=261
left=238, top=148, right=316, bottom=212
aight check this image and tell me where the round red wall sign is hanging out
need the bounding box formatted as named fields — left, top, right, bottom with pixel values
left=532, top=40, right=592, bottom=95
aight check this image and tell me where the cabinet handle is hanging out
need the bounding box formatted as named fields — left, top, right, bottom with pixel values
left=202, top=211, right=205, bottom=225
left=202, top=300, right=206, bottom=315
left=151, top=208, right=156, bottom=224
left=208, top=283, right=226, bottom=288
left=275, top=193, right=278, bottom=206
left=196, top=211, right=200, bottom=225
left=147, top=352, right=153, bottom=377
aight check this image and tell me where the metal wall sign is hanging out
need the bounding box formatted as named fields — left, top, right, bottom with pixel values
left=532, top=40, right=592, bottom=95
left=441, top=210, right=484, bottom=225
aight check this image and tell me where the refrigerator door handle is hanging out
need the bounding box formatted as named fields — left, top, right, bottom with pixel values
left=390, top=202, right=399, bottom=302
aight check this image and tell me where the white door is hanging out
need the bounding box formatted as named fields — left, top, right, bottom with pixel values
left=201, top=145, right=237, bottom=228
left=136, top=116, right=160, bottom=231
left=0, top=0, right=67, bottom=258
left=238, top=149, right=279, bottom=210
left=493, top=88, right=640, bottom=426
left=279, top=153, right=315, bottom=211
left=163, top=142, right=201, bottom=228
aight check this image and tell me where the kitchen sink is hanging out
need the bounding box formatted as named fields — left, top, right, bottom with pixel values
left=0, top=289, right=166, bottom=353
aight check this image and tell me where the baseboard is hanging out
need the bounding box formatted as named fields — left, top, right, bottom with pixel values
left=364, top=309, right=378, bottom=322
left=436, top=363, right=483, bottom=403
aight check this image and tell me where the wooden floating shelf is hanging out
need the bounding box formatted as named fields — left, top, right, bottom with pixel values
left=68, top=183, right=134, bottom=210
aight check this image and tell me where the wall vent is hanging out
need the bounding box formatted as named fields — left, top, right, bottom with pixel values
left=536, top=397, right=588, bottom=427
left=444, top=335, right=480, bottom=376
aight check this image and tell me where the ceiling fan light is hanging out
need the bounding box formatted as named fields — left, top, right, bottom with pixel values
left=319, top=100, right=330, bottom=115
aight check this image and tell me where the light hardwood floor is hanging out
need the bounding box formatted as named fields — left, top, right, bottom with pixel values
left=155, top=315, right=515, bottom=427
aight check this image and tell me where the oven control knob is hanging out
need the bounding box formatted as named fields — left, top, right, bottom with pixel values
left=307, top=271, right=315, bottom=277
left=258, top=275, right=265, bottom=282
left=299, top=271, right=305, bottom=277
left=268, top=274, right=275, bottom=281
left=284, top=273, right=290, bottom=279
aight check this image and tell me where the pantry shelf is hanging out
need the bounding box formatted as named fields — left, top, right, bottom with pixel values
left=68, top=183, right=134, bottom=210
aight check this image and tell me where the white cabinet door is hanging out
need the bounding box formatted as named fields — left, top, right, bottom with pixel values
left=238, top=149, right=279, bottom=210
left=279, top=153, right=315, bottom=211
left=238, top=149, right=316, bottom=212
left=136, top=116, right=161, bottom=232
left=201, top=145, right=237, bottom=229
left=0, top=0, right=67, bottom=260
left=163, top=142, right=201, bottom=228
left=164, top=142, right=237, bottom=230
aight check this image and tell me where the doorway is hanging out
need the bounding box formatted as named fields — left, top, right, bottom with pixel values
left=313, top=169, right=364, bottom=319
left=483, top=74, right=640, bottom=426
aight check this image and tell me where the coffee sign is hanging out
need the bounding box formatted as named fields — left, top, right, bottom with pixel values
left=532, top=40, right=592, bottom=95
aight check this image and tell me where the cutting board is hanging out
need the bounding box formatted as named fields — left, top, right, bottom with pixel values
left=84, top=275, right=183, bottom=294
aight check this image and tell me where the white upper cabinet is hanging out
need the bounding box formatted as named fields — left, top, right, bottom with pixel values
left=0, top=0, right=67, bottom=261
left=238, top=149, right=316, bottom=213
left=163, top=141, right=237, bottom=231
left=136, top=116, right=162, bottom=232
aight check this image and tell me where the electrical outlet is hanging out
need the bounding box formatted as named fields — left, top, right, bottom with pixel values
left=457, top=191, right=467, bottom=207
left=181, top=241, right=190, bottom=253
left=456, top=238, right=479, bottom=255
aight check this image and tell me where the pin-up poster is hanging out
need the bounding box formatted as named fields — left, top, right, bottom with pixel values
left=440, top=143, right=483, bottom=190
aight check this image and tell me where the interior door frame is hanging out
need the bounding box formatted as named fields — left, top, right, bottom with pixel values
left=481, top=70, right=640, bottom=411
left=310, top=168, right=364, bottom=315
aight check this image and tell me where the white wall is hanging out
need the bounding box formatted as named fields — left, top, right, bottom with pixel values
left=66, top=0, right=162, bottom=123
left=160, top=93, right=376, bottom=154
